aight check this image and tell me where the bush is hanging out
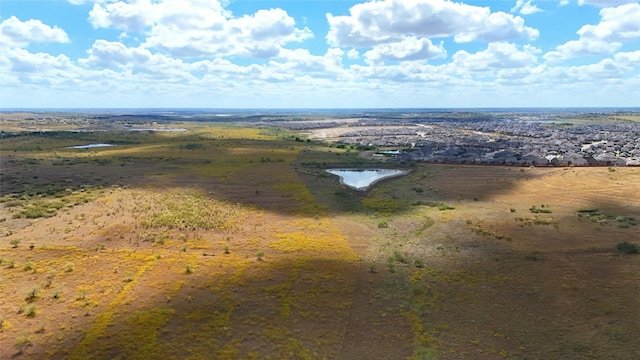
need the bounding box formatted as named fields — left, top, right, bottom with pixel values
left=529, top=205, right=552, bottom=214
left=368, top=263, right=377, bottom=273
left=414, top=259, right=425, bottom=268
left=377, top=221, right=389, bottom=229
left=25, top=288, right=39, bottom=302
left=616, top=242, right=638, bottom=254
left=23, top=261, right=33, bottom=271
left=392, top=250, right=407, bottom=264
left=14, top=335, right=32, bottom=354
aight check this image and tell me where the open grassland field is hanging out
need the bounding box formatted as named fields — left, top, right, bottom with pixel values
left=1, top=123, right=639, bottom=359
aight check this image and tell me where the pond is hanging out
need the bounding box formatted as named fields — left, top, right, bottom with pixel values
left=326, top=168, right=409, bottom=191
left=66, top=143, right=115, bottom=149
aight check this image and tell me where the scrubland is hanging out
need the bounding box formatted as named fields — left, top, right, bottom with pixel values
left=1, top=122, right=639, bottom=359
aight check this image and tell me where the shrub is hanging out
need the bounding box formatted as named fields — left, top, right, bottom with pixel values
left=616, top=242, right=638, bottom=254
left=256, top=250, right=264, bottom=261
left=224, top=245, right=230, bottom=254
left=45, top=272, right=55, bottom=288
left=64, top=262, right=75, bottom=272
left=10, top=239, right=20, bottom=248
left=529, top=205, right=552, bottom=214
left=414, top=259, right=425, bottom=268
left=368, top=263, right=377, bottom=273
left=414, top=347, right=437, bottom=360
left=185, top=264, right=193, bottom=274
left=377, top=221, right=389, bottom=229
left=26, top=305, right=37, bottom=317
left=14, top=335, right=32, bottom=354
left=23, top=261, right=33, bottom=271
left=387, top=262, right=395, bottom=273
left=392, top=250, right=407, bottom=264
left=25, top=288, right=39, bottom=302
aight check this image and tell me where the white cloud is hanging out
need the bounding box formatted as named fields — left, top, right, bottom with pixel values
left=364, top=36, right=446, bottom=64
left=577, top=3, right=640, bottom=42
left=89, top=0, right=157, bottom=32
left=266, top=48, right=347, bottom=80
left=613, top=50, right=640, bottom=64
left=326, top=0, right=539, bottom=47
left=511, top=0, right=543, bottom=15
left=544, top=3, right=640, bottom=62
left=543, top=38, right=621, bottom=62
left=559, top=0, right=570, bottom=6
left=5, top=48, right=73, bottom=73
left=0, top=16, right=70, bottom=48
left=2, top=0, right=639, bottom=108
left=349, top=62, right=451, bottom=83
left=577, top=0, right=637, bottom=7
left=80, top=40, right=152, bottom=69
left=87, top=0, right=312, bottom=58
left=452, top=42, right=540, bottom=72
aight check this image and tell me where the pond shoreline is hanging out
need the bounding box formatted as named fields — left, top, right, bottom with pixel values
left=326, top=168, right=411, bottom=191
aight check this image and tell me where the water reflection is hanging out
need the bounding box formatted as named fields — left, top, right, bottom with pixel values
left=66, top=143, right=115, bottom=149
left=326, top=169, right=409, bottom=191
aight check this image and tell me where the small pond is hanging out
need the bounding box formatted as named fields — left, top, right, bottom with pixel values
left=326, top=168, right=409, bottom=191
left=66, top=143, right=115, bottom=149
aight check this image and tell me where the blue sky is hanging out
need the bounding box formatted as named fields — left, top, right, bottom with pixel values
left=1, top=0, right=639, bottom=108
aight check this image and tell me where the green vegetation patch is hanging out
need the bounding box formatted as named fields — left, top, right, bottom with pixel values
left=141, top=191, right=247, bottom=231
left=529, top=205, right=552, bottom=214
left=361, top=196, right=406, bottom=213
left=2, top=186, right=103, bottom=219
left=577, top=208, right=637, bottom=227
left=412, top=201, right=455, bottom=211
left=616, top=241, right=638, bottom=254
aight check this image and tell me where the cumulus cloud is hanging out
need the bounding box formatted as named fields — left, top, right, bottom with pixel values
left=452, top=42, right=540, bottom=71
left=544, top=3, right=640, bottom=62
left=89, top=0, right=157, bottom=32
left=543, top=38, right=621, bottom=62
left=613, top=50, right=640, bottom=64
left=6, top=48, right=73, bottom=73
left=3, top=0, right=639, bottom=107
left=0, top=16, right=70, bottom=48
left=511, top=0, right=543, bottom=15
left=86, top=0, right=312, bottom=58
left=578, top=0, right=637, bottom=7
left=577, top=3, right=640, bottom=42
left=364, top=36, right=446, bottom=64
left=326, top=0, right=539, bottom=47
left=80, top=40, right=152, bottom=68
left=267, top=48, right=346, bottom=80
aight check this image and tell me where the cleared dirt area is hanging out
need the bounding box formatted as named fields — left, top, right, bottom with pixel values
left=1, top=124, right=639, bottom=359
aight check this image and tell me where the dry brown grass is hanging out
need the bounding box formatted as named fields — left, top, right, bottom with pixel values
left=1, top=123, right=639, bottom=359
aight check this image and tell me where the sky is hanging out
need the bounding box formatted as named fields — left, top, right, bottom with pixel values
left=1, top=0, right=639, bottom=109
